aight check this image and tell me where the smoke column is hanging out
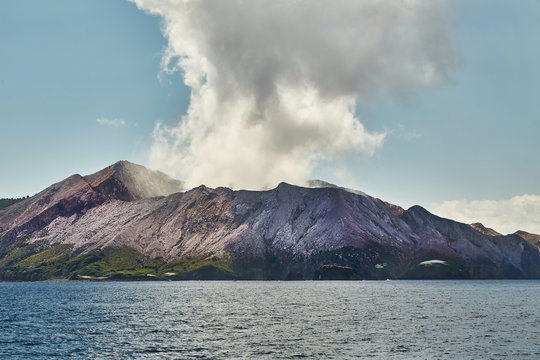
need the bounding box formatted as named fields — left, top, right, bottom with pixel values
left=134, top=0, right=455, bottom=189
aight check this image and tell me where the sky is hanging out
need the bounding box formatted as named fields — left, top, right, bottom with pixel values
left=0, top=0, right=539, bottom=234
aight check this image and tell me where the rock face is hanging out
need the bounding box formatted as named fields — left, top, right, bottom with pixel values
left=470, top=222, right=502, bottom=237
left=1, top=161, right=539, bottom=280
left=515, top=231, right=540, bottom=250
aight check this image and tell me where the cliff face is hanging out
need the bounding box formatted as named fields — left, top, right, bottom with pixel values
left=1, top=161, right=539, bottom=280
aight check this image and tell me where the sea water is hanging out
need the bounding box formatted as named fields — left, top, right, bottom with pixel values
left=0, top=281, right=539, bottom=359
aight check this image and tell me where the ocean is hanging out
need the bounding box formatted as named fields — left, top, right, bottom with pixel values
left=1, top=281, right=539, bottom=359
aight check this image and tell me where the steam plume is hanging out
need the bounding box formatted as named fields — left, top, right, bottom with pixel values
left=134, top=0, right=455, bottom=189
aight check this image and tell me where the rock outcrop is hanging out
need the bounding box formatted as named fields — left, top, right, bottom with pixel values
left=470, top=222, right=502, bottom=237
left=515, top=231, right=540, bottom=250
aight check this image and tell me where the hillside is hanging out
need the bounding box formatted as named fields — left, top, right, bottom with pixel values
left=0, top=196, right=29, bottom=210
left=1, top=161, right=539, bottom=280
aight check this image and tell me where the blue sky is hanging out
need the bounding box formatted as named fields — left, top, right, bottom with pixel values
left=0, top=0, right=189, bottom=197
left=352, top=1, right=540, bottom=205
left=0, top=1, right=539, bottom=232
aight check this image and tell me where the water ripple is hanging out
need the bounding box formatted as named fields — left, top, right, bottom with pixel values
left=0, top=280, right=539, bottom=359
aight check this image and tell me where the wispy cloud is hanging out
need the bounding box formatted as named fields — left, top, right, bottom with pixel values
left=96, top=117, right=126, bottom=128
left=432, top=194, right=540, bottom=235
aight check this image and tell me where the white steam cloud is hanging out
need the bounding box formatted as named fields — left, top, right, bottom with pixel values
left=135, top=0, right=455, bottom=189
left=433, top=195, right=540, bottom=235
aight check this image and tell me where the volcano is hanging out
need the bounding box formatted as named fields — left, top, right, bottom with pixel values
left=1, top=161, right=539, bottom=280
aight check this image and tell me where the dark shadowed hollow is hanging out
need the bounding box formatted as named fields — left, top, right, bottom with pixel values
left=1, top=280, right=539, bottom=359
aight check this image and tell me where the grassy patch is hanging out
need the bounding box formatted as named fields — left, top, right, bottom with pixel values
left=0, top=241, right=234, bottom=280
left=70, top=247, right=158, bottom=278
left=0, top=242, right=73, bottom=280
left=0, top=241, right=39, bottom=268
left=17, top=245, right=71, bottom=268
left=164, top=256, right=232, bottom=274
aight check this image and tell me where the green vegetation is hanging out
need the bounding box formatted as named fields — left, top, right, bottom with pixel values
left=167, top=256, right=232, bottom=273
left=0, top=242, right=72, bottom=280
left=0, top=240, right=475, bottom=281
left=0, top=241, right=234, bottom=281
left=68, top=247, right=233, bottom=279
left=0, top=196, right=29, bottom=210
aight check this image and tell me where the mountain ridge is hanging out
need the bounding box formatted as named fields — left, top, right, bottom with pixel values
left=1, top=161, right=539, bottom=280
